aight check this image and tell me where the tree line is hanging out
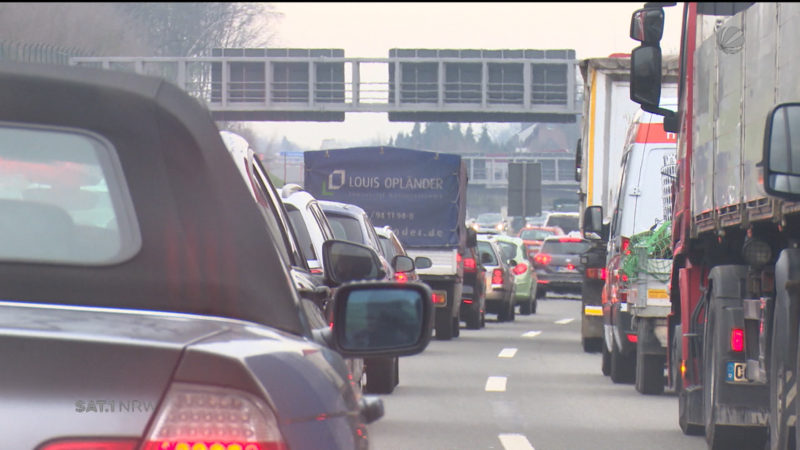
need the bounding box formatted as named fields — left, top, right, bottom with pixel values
left=388, top=122, right=517, bottom=154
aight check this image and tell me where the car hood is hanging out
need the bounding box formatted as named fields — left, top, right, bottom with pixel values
left=1, top=301, right=358, bottom=449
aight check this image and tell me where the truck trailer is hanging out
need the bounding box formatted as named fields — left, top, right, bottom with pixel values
left=304, top=146, right=469, bottom=341
left=624, top=2, right=800, bottom=448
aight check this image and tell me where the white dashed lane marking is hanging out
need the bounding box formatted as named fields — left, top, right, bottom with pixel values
left=485, top=376, right=507, bottom=392
left=521, top=330, right=542, bottom=338
left=498, top=348, right=518, bottom=358
left=555, top=318, right=575, bottom=325
left=498, top=433, right=535, bottom=450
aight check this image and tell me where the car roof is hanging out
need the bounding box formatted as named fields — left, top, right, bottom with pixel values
left=0, top=61, right=306, bottom=335
left=318, top=199, right=367, bottom=217
left=279, top=183, right=317, bottom=206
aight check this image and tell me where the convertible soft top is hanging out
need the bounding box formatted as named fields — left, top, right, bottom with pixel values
left=0, top=61, right=307, bottom=336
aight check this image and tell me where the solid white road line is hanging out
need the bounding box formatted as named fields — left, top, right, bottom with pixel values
left=485, top=376, right=507, bottom=392
left=555, top=318, right=575, bottom=325
left=498, top=348, right=518, bottom=358
left=498, top=433, right=535, bottom=450
left=521, top=330, right=542, bottom=338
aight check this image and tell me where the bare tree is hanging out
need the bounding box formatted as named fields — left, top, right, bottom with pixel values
left=0, top=3, right=150, bottom=55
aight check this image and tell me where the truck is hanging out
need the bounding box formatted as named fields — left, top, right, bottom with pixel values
left=304, top=146, right=470, bottom=341
left=620, top=2, right=800, bottom=448
left=575, top=55, right=677, bottom=354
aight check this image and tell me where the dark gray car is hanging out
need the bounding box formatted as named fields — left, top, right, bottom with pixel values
left=0, top=61, right=433, bottom=450
left=533, top=236, right=592, bottom=297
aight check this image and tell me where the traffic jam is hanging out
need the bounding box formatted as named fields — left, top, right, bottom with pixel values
left=3, top=2, right=800, bottom=450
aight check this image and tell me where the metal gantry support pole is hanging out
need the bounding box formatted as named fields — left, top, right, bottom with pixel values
left=352, top=61, right=360, bottom=106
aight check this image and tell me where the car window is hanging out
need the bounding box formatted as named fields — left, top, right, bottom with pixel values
left=285, top=204, right=318, bottom=261
left=378, top=236, right=397, bottom=260
left=496, top=241, right=517, bottom=262
left=326, top=213, right=365, bottom=244
left=0, top=124, right=140, bottom=265
left=540, top=239, right=592, bottom=255
left=546, top=215, right=579, bottom=234
left=520, top=228, right=556, bottom=240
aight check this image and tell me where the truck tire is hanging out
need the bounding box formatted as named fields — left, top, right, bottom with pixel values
left=672, top=324, right=683, bottom=393
left=635, top=351, right=665, bottom=395
left=364, top=357, right=397, bottom=394
left=452, top=317, right=460, bottom=338
left=602, top=338, right=611, bottom=376
left=610, top=335, right=635, bottom=383
left=435, top=312, right=454, bottom=340
left=675, top=322, right=704, bottom=435
left=583, top=337, right=602, bottom=353
left=770, top=293, right=798, bottom=450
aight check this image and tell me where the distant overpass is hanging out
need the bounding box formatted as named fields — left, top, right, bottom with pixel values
left=70, top=48, right=580, bottom=123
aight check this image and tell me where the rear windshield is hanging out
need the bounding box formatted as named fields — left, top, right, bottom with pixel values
left=540, top=240, right=591, bottom=255
left=477, top=241, right=498, bottom=265
left=546, top=215, right=579, bottom=234
left=519, top=228, right=556, bottom=241
left=326, top=213, right=365, bottom=244
left=495, top=241, right=517, bottom=261
left=0, top=124, right=140, bottom=265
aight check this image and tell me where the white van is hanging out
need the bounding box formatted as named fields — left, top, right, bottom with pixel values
left=601, top=105, right=677, bottom=384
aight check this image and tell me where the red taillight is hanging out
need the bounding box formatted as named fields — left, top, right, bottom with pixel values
left=619, top=290, right=628, bottom=303
left=586, top=268, right=607, bottom=280
left=512, top=262, right=528, bottom=276
left=310, top=268, right=323, bottom=274
left=559, top=237, right=582, bottom=243
left=534, top=253, right=552, bottom=265
left=141, top=383, right=287, bottom=450
left=621, top=273, right=629, bottom=282
left=566, top=263, right=575, bottom=271
left=457, top=252, right=462, bottom=264
left=40, top=441, right=138, bottom=450
left=492, top=268, right=504, bottom=284
left=731, top=328, right=744, bottom=352
left=622, top=237, right=631, bottom=255
left=626, top=333, right=638, bottom=343
left=463, top=298, right=473, bottom=304
left=395, top=272, right=408, bottom=283
left=463, top=257, right=477, bottom=272
left=432, top=291, right=447, bottom=306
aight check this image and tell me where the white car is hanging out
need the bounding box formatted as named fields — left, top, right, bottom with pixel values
left=279, top=183, right=336, bottom=275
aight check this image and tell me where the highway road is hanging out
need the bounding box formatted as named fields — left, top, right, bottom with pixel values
left=368, top=296, right=708, bottom=450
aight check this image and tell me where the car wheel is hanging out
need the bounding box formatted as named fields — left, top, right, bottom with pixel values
left=364, top=357, right=397, bottom=394
left=480, top=310, right=486, bottom=328
left=601, top=338, right=611, bottom=376
left=520, top=298, right=532, bottom=315
left=466, top=304, right=481, bottom=330
left=610, top=335, right=635, bottom=384
left=508, top=298, right=516, bottom=322
left=452, top=317, right=460, bottom=338
left=531, top=297, right=537, bottom=314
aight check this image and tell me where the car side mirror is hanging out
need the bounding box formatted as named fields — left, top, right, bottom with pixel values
left=582, top=205, right=606, bottom=241
left=509, top=259, right=518, bottom=267
left=762, top=103, right=800, bottom=199
left=414, top=256, right=433, bottom=270
left=323, top=240, right=384, bottom=286
left=331, top=281, right=434, bottom=358
left=392, top=255, right=415, bottom=273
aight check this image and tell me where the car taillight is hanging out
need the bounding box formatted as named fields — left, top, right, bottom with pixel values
left=432, top=290, right=447, bottom=306
left=492, top=268, right=503, bottom=284
left=731, top=328, right=744, bottom=352
left=512, top=262, right=528, bottom=276
left=40, top=440, right=139, bottom=450
left=463, top=257, right=477, bottom=272
left=395, top=272, right=408, bottom=283
left=586, top=268, right=607, bottom=280
left=559, top=237, right=582, bottom=243
left=142, top=383, right=287, bottom=450
left=534, top=253, right=551, bottom=265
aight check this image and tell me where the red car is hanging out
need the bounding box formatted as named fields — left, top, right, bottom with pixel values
left=517, top=226, right=564, bottom=261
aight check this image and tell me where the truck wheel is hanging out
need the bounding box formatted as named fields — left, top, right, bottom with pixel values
left=520, top=299, right=532, bottom=315
left=676, top=322, right=703, bottom=435
left=508, top=299, right=516, bottom=322
left=435, top=312, right=454, bottom=340
left=610, top=335, right=635, bottom=383
left=635, top=326, right=665, bottom=395
left=582, top=337, right=602, bottom=353
left=602, top=338, right=611, bottom=376
left=466, top=305, right=481, bottom=330
left=364, top=357, right=397, bottom=394
left=770, top=302, right=798, bottom=450
left=452, top=317, right=460, bottom=338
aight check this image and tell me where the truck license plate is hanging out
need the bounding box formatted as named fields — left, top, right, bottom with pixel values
left=726, top=362, right=746, bottom=382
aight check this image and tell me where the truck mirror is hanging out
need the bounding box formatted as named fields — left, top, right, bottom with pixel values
left=414, top=256, right=433, bottom=270
left=762, top=103, right=800, bottom=199
left=392, top=255, right=415, bottom=273
left=630, top=45, right=662, bottom=108
left=630, top=7, right=665, bottom=44
left=582, top=205, right=604, bottom=240
left=323, top=240, right=384, bottom=285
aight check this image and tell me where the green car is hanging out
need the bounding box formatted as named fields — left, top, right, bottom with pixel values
left=490, top=234, right=539, bottom=314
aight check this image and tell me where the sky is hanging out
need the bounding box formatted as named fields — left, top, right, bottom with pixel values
left=250, top=2, right=683, bottom=150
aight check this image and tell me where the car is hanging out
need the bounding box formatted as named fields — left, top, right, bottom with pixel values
left=320, top=200, right=407, bottom=395
left=517, top=225, right=565, bottom=260
left=532, top=236, right=593, bottom=298
left=476, top=235, right=516, bottom=322
left=0, top=61, right=435, bottom=450
left=472, top=212, right=508, bottom=234
left=374, top=225, right=432, bottom=283
left=279, top=183, right=337, bottom=275
left=460, top=241, right=487, bottom=330
left=544, top=212, right=580, bottom=235
left=490, top=234, right=539, bottom=315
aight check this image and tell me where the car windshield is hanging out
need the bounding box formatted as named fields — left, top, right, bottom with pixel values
left=519, top=228, right=556, bottom=241
left=546, top=215, right=579, bottom=234
left=476, top=213, right=502, bottom=225
left=540, top=239, right=592, bottom=255
left=327, top=213, right=365, bottom=244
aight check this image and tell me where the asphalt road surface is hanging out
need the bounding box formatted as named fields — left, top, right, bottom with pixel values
left=368, top=295, right=707, bottom=450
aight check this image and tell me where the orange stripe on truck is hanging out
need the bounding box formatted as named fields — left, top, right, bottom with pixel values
left=635, top=122, right=677, bottom=144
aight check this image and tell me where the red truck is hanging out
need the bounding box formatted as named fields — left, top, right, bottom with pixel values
left=607, top=2, right=800, bottom=449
